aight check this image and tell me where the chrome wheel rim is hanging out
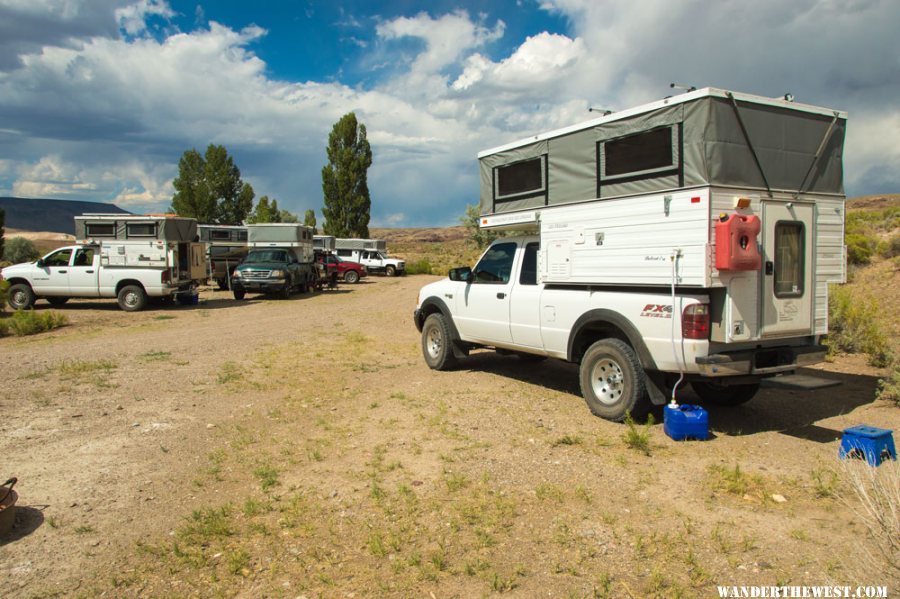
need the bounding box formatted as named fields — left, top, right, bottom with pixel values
left=426, top=325, right=442, bottom=359
left=123, top=291, right=139, bottom=308
left=590, top=358, right=624, bottom=405
left=12, top=290, right=27, bottom=307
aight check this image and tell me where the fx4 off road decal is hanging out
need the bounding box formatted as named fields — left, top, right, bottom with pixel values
left=640, top=304, right=672, bottom=319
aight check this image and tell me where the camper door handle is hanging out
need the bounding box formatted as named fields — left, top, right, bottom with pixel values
left=496, top=292, right=506, bottom=299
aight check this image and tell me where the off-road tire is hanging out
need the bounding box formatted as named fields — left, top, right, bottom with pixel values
left=280, top=284, right=292, bottom=300
left=8, top=283, right=36, bottom=310
left=579, top=338, right=651, bottom=422
left=233, top=286, right=246, bottom=300
left=46, top=297, right=69, bottom=306
left=117, top=285, right=147, bottom=312
left=421, top=313, right=458, bottom=370
left=691, top=381, right=760, bottom=406
left=344, top=270, right=360, bottom=284
left=386, top=265, right=396, bottom=277
left=217, top=279, right=229, bottom=291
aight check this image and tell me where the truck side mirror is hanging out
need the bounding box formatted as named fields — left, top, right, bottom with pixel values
left=36, top=258, right=45, bottom=268
left=449, top=266, right=472, bottom=282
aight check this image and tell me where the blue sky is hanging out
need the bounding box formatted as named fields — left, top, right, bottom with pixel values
left=0, top=0, right=898, bottom=227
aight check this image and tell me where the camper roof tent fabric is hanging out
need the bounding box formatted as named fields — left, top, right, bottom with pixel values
left=479, top=91, right=846, bottom=216
left=75, top=215, right=198, bottom=242
left=199, top=225, right=248, bottom=243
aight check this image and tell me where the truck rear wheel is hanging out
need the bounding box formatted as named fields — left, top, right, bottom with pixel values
left=579, top=338, right=651, bottom=422
left=422, top=313, right=458, bottom=370
left=691, top=381, right=759, bottom=406
left=117, top=285, right=147, bottom=312
left=8, top=283, right=36, bottom=310
left=386, top=265, right=396, bottom=277
left=344, top=270, right=359, bottom=284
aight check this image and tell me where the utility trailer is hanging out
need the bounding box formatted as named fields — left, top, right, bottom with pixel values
left=199, top=224, right=249, bottom=290
left=415, top=88, right=847, bottom=420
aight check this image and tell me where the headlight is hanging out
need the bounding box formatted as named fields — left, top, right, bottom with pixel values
left=233, top=270, right=243, bottom=278
left=270, top=269, right=285, bottom=278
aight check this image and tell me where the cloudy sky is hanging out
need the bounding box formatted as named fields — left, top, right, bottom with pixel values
left=0, top=0, right=897, bottom=226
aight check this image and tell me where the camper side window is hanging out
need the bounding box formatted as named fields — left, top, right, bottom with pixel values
left=85, top=223, right=115, bottom=237
left=599, top=126, right=676, bottom=181
left=127, top=223, right=157, bottom=238
left=210, top=230, right=231, bottom=241
left=494, top=156, right=546, bottom=202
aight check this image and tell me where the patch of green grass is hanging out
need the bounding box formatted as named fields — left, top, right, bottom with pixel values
left=153, top=315, right=176, bottom=321
left=551, top=434, right=582, bottom=447
left=139, top=350, right=171, bottom=362
left=74, top=525, right=95, bottom=534
left=253, top=463, right=280, bottom=491
left=216, top=361, right=243, bottom=384
left=0, top=309, right=67, bottom=337
left=535, top=483, right=564, bottom=503
left=368, top=532, right=388, bottom=557
left=59, top=359, right=117, bottom=378
left=826, top=285, right=892, bottom=367
left=811, top=467, right=839, bottom=499
left=444, top=470, right=469, bottom=492
left=876, top=359, right=900, bottom=406
left=226, top=549, right=251, bottom=576
left=708, top=463, right=767, bottom=500
left=179, top=506, right=234, bottom=545
left=622, top=412, right=654, bottom=456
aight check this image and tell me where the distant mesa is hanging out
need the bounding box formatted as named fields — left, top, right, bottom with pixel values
left=0, top=197, right=131, bottom=235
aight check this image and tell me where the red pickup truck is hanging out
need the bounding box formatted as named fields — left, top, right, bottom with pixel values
left=316, top=254, right=367, bottom=284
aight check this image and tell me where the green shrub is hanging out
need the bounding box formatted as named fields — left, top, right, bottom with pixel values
left=405, top=259, right=433, bottom=275
left=881, top=233, right=900, bottom=259
left=826, top=285, right=892, bottom=367
left=876, top=360, right=900, bottom=406
left=0, top=280, right=8, bottom=312
left=845, top=233, right=878, bottom=266
left=0, top=310, right=68, bottom=337
left=2, top=237, right=40, bottom=265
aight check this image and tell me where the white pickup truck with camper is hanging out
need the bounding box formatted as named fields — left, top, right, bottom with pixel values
left=335, top=238, right=405, bottom=276
left=2, top=214, right=206, bottom=311
left=414, top=88, right=847, bottom=421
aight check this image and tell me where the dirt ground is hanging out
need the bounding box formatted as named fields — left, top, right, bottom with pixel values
left=0, top=275, right=896, bottom=598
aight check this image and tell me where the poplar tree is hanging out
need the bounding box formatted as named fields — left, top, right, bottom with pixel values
left=321, top=112, right=372, bottom=238
left=171, top=144, right=254, bottom=224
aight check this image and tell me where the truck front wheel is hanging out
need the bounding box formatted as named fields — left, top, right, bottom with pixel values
left=344, top=270, right=359, bottom=284
left=386, top=265, right=396, bottom=277
left=8, top=283, right=36, bottom=310
left=691, top=381, right=759, bottom=406
left=579, top=338, right=651, bottom=422
left=117, top=285, right=147, bottom=312
left=233, top=286, right=246, bottom=300
left=422, top=313, right=458, bottom=370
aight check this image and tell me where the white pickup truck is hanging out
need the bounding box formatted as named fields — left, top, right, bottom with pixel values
left=2, top=241, right=201, bottom=312
left=413, top=237, right=827, bottom=421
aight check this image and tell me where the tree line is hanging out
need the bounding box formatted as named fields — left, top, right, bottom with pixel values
left=171, top=112, right=371, bottom=238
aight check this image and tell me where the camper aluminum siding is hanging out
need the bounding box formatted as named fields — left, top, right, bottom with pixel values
left=199, top=225, right=248, bottom=244
left=75, top=214, right=198, bottom=242
left=246, top=223, right=315, bottom=262
left=334, top=238, right=386, bottom=251
left=314, top=235, right=336, bottom=251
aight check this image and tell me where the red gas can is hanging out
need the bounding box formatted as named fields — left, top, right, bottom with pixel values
left=715, top=213, right=761, bottom=271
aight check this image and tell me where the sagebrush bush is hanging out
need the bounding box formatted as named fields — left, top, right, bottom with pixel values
left=0, top=279, right=8, bottom=312
left=846, top=232, right=878, bottom=266
left=881, top=233, right=900, bottom=259
left=877, top=360, right=900, bottom=406
left=826, top=285, right=892, bottom=367
left=405, top=259, right=434, bottom=275
left=0, top=309, right=68, bottom=337
left=2, top=237, right=40, bottom=264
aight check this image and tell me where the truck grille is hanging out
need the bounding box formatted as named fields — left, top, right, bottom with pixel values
left=243, top=269, right=272, bottom=279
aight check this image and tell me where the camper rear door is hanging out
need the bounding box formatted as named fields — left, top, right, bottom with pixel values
left=760, top=201, right=814, bottom=337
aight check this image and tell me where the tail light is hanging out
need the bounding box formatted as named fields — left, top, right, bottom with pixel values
left=161, top=269, right=171, bottom=284
left=210, top=260, right=216, bottom=272
left=682, top=303, right=710, bottom=340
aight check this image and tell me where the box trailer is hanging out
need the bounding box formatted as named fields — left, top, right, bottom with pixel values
left=477, top=87, right=847, bottom=344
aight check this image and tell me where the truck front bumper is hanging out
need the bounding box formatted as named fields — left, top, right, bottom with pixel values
left=234, top=278, right=288, bottom=293
left=695, top=344, right=826, bottom=377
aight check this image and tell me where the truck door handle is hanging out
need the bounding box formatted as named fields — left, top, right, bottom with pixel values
left=86, top=270, right=94, bottom=273
left=444, top=293, right=453, bottom=299
left=497, top=292, right=506, bottom=299
left=58, top=270, right=67, bottom=274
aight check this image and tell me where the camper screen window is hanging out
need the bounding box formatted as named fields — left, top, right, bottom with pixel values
left=602, top=127, right=674, bottom=178
left=237, top=230, right=248, bottom=241
left=85, top=223, right=115, bottom=237
left=210, top=230, right=231, bottom=241
left=495, top=156, right=545, bottom=200
left=126, top=223, right=157, bottom=237
left=774, top=222, right=804, bottom=298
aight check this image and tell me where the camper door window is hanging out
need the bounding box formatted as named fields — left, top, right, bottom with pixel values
left=599, top=126, right=677, bottom=182
left=494, top=156, right=546, bottom=202
left=774, top=222, right=805, bottom=298
left=126, top=223, right=157, bottom=238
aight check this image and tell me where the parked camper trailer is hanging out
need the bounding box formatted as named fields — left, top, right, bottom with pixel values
left=199, top=224, right=249, bottom=290
left=231, top=224, right=317, bottom=299
left=2, top=214, right=205, bottom=311
left=335, top=238, right=405, bottom=276
left=415, top=88, right=847, bottom=421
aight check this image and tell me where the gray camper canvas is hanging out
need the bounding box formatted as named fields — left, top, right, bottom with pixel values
left=75, top=214, right=198, bottom=243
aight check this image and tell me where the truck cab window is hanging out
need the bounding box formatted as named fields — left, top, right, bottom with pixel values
left=474, top=242, right=517, bottom=283
left=520, top=242, right=539, bottom=285
left=74, top=248, right=95, bottom=266
left=44, top=249, right=72, bottom=267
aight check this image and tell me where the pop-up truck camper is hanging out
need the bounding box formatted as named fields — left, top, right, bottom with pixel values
left=415, top=88, right=847, bottom=421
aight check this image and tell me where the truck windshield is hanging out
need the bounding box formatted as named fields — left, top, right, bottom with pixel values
left=245, top=250, right=288, bottom=263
